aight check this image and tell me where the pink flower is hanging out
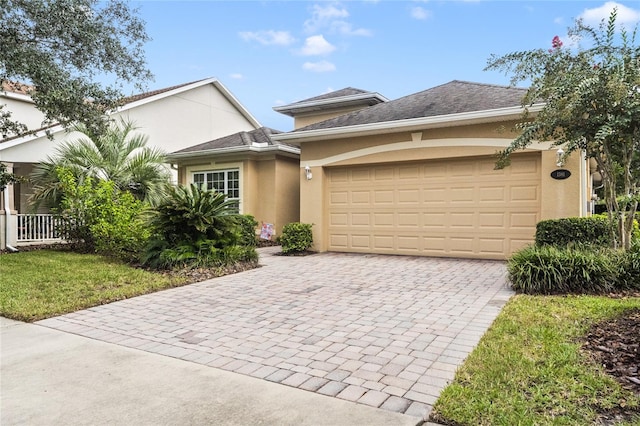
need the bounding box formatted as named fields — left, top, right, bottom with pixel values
left=551, top=36, right=563, bottom=49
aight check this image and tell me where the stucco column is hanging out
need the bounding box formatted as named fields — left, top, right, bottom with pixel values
left=540, top=150, right=583, bottom=220
left=299, top=165, right=326, bottom=252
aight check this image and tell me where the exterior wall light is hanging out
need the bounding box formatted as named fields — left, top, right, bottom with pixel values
left=556, top=148, right=565, bottom=167
left=305, top=165, right=313, bottom=180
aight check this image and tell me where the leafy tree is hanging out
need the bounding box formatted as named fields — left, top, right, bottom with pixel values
left=486, top=9, right=640, bottom=250
left=0, top=0, right=153, bottom=137
left=30, top=118, right=170, bottom=207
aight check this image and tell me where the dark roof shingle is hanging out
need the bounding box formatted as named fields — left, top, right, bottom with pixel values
left=172, top=127, right=296, bottom=154
left=294, top=80, right=528, bottom=131
left=286, top=87, right=373, bottom=106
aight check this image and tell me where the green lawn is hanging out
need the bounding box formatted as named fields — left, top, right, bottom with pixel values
left=431, top=294, right=640, bottom=425
left=0, top=250, right=188, bottom=322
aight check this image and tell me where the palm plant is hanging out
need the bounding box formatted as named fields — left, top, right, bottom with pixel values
left=30, top=118, right=170, bottom=208
left=142, top=184, right=248, bottom=269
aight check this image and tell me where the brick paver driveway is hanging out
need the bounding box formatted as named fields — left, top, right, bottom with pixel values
left=38, top=247, right=512, bottom=420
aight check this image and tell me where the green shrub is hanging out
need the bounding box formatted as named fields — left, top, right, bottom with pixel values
left=55, top=168, right=149, bottom=263
left=535, top=216, right=613, bottom=248
left=508, top=245, right=618, bottom=294
left=143, top=238, right=257, bottom=270
left=280, top=222, right=313, bottom=254
left=235, top=215, right=258, bottom=247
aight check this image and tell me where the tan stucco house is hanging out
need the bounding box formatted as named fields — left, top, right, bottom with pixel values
left=1, top=78, right=262, bottom=248
left=272, top=81, right=594, bottom=260
left=168, top=127, right=300, bottom=236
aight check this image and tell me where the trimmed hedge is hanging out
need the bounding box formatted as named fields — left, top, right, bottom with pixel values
left=508, top=245, right=639, bottom=294
left=535, top=216, right=613, bottom=247
left=280, top=222, right=313, bottom=254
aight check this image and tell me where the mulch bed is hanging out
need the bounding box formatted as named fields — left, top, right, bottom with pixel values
left=583, top=308, right=640, bottom=394
left=582, top=306, right=640, bottom=424
left=160, top=260, right=260, bottom=284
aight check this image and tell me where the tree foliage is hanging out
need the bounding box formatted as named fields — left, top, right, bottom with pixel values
left=30, top=118, right=170, bottom=208
left=0, top=162, right=23, bottom=191
left=0, top=0, right=153, bottom=137
left=486, top=9, right=640, bottom=250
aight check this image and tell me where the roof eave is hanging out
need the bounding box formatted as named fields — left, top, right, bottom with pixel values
left=167, top=144, right=301, bottom=161
left=272, top=104, right=544, bottom=144
left=273, top=92, right=389, bottom=117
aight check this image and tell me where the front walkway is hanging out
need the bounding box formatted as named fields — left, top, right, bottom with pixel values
left=38, top=247, right=513, bottom=421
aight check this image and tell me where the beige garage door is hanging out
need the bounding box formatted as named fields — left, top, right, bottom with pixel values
left=326, top=153, right=541, bottom=259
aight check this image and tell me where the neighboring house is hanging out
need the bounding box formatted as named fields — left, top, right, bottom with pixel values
left=1, top=78, right=261, bottom=248
left=168, top=127, right=300, bottom=237
left=273, top=80, right=596, bottom=260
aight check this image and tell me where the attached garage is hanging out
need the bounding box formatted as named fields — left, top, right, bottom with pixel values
left=326, top=154, right=541, bottom=259
left=273, top=81, right=589, bottom=260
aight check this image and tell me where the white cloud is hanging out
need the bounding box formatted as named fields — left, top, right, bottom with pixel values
left=302, top=61, right=336, bottom=72
left=239, top=30, right=295, bottom=46
left=554, top=17, right=564, bottom=25
left=579, top=1, right=640, bottom=26
left=230, top=73, right=243, bottom=80
left=411, top=6, right=431, bottom=20
left=304, top=2, right=372, bottom=36
left=324, top=87, right=335, bottom=94
left=304, top=3, right=349, bottom=33
left=300, top=35, right=336, bottom=56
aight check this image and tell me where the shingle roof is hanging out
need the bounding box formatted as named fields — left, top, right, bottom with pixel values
left=294, top=80, right=528, bottom=132
left=172, top=127, right=297, bottom=154
left=274, top=87, right=388, bottom=117
left=287, top=87, right=373, bottom=105
left=1, top=81, right=34, bottom=95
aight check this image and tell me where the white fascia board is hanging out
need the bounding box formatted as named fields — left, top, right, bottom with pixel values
left=272, top=104, right=544, bottom=143
left=273, top=92, right=389, bottom=115
left=1, top=91, right=34, bottom=103
left=212, top=80, right=262, bottom=129
left=167, top=144, right=300, bottom=161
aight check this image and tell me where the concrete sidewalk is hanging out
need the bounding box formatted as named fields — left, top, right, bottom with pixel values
left=1, top=317, right=419, bottom=426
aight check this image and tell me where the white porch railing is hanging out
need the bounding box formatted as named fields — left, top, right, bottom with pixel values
left=16, top=214, right=62, bottom=243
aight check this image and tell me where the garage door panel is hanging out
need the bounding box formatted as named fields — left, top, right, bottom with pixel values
left=374, top=236, right=394, bottom=250
left=350, top=191, right=370, bottom=204
left=329, top=213, right=349, bottom=226
left=330, top=234, right=348, bottom=248
left=399, top=165, right=421, bottom=180
left=327, top=154, right=541, bottom=259
left=398, top=189, right=420, bottom=204
left=374, top=190, right=394, bottom=204
left=351, top=213, right=370, bottom=226
left=351, top=169, right=371, bottom=181
left=330, top=191, right=349, bottom=205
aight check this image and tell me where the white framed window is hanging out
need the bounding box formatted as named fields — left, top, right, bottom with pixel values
left=192, top=169, right=241, bottom=210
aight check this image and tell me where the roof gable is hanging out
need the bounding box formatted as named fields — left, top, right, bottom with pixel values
left=1, top=77, right=261, bottom=146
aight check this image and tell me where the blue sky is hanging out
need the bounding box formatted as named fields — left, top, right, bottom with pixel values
left=130, top=1, right=640, bottom=131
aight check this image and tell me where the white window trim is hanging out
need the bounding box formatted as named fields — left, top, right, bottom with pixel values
left=187, top=163, right=243, bottom=214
